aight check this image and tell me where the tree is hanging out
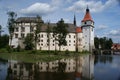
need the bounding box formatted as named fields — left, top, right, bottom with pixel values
left=7, top=11, right=17, bottom=47
left=94, top=37, right=99, bottom=49
left=46, top=22, right=51, bottom=52
left=0, top=25, right=4, bottom=37
left=34, top=15, right=42, bottom=50
left=53, top=18, right=68, bottom=51
left=0, top=34, right=9, bottom=49
left=94, top=37, right=113, bottom=50
left=24, top=33, right=34, bottom=50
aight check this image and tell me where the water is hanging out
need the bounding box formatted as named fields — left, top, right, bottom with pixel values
left=0, top=55, right=120, bottom=80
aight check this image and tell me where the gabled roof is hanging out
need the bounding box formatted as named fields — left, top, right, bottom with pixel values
left=76, top=27, right=82, bottom=33
left=40, top=23, right=76, bottom=33
left=81, top=8, right=93, bottom=22
left=16, top=17, right=44, bottom=23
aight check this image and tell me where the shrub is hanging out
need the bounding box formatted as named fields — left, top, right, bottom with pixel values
left=6, top=45, right=12, bottom=53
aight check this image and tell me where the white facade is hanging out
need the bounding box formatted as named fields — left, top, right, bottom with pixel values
left=10, top=8, right=94, bottom=52
left=82, top=23, right=94, bottom=52
left=36, top=32, right=77, bottom=51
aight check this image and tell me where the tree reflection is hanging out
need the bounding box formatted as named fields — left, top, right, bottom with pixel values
left=5, top=55, right=95, bottom=80
left=94, top=55, right=113, bottom=65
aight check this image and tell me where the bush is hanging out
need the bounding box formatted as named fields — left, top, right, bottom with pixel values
left=6, top=45, right=12, bottom=53
left=29, top=50, right=37, bottom=54
left=16, top=45, right=21, bottom=52
left=65, top=50, right=69, bottom=55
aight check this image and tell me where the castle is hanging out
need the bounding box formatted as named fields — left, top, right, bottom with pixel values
left=10, top=7, right=95, bottom=52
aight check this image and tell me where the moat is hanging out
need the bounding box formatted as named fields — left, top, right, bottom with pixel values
left=0, top=54, right=120, bottom=80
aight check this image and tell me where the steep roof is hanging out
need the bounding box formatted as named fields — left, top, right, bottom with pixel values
left=76, top=27, right=82, bottom=33
left=40, top=23, right=76, bottom=33
left=16, top=17, right=44, bottom=23
left=81, top=8, right=93, bottom=22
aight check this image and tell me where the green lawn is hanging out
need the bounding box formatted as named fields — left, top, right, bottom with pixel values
left=0, top=51, right=76, bottom=63
left=0, top=49, right=90, bottom=63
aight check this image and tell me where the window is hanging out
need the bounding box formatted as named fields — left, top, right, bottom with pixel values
left=74, top=40, right=75, bottom=43
left=14, top=70, right=17, bottom=75
left=53, top=40, right=54, bottom=42
left=69, top=44, right=71, bottom=46
left=69, top=35, right=71, bottom=38
left=74, top=35, right=75, bottom=38
left=30, top=27, right=34, bottom=32
left=15, top=27, right=18, bottom=32
left=20, top=71, right=23, bottom=75
left=21, top=33, right=25, bottom=38
left=41, top=34, right=43, bottom=38
left=41, top=39, right=43, bottom=42
left=85, top=22, right=87, bottom=24
left=92, top=28, right=93, bottom=31
left=41, top=44, right=43, bottom=46
left=20, top=64, right=23, bottom=69
left=53, top=35, right=54, bottom=37
left=53, top=44, right=54, bottom=46
left=79, top=39, right=81, bottom=42
left=15, top=34, right=18, bottom=38
left=14, top=64, right=17, bottom=68
left=21, top=27, right=25, bottom=32
left=69, top=40, right=71, bottom=43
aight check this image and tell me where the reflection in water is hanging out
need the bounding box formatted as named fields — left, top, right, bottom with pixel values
left=4, top=55, right=94, bottom=80
left=94, top=55, right=113, bottom=65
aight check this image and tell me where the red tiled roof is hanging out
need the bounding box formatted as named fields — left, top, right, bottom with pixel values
left=111, top=43, right=120, bottom=50
left=81, top=8, right=93, bottom=22
left=76, top=27, right=82, bottom=33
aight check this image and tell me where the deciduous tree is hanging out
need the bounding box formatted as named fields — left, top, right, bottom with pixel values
left=7, top=11, right=17, bottom=47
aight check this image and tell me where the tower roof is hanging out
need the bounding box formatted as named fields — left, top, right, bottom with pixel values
left=76, top=27, right=82, bottom=33
left=81, top=7, right=93, bottom=22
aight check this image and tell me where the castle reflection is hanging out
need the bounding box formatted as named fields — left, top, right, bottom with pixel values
left=6, top=55, right=94, bottom=80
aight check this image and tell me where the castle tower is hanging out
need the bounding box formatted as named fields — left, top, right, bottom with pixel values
left=81, top=7, right=94, bottom=52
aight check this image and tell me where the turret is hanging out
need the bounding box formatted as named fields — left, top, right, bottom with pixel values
left=81, top=7, right=95, bottom=52
left=74, top=14, right=76, bottom=26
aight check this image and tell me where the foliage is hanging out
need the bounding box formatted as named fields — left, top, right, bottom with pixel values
left=34, top=15, right=43, bottom=50
left=0, top=34, right=9, bottom=49
left=53, top=18, right=68, bottom=51
left=94, top=37, right=113, bottom=49
left=0, top=25, right=4, bottom=36
left=7, top=11, right=17, bottom=47
left=16, top=45, right=21, bottom=52
left=46, top=22, right=51, bottom=52
left=24, top=33, right=34, bottom=50
left=6, top=45, right=12, bottom=53
left=65, top=50, right=69, bottom=55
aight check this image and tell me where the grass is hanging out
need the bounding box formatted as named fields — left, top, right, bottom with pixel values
left=0, top=48, right=90, bottom=63
left=0, top=51, right=75, bottom=63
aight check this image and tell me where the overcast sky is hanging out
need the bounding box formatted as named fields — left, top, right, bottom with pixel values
left=0, top=0, right=120, bottom=43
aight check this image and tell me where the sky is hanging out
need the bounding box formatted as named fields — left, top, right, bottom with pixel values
left=0, top=0, right=120, bottom=43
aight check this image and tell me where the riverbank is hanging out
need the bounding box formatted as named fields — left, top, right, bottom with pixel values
left=0, top=50, right=90, bottom=63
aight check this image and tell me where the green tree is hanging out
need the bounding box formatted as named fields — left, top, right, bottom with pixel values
left=94, top=37, right=113, bottom=50
left=0, top=25, right=4, bottom=37
left=0, top=34, right=9, bottom=49
left=46, top=22, right=51, bottom=52
left=7, top=11, right=17, bottom=47
left=53, top=25, right=58, bottom=52
left=53, top=18, right=68, bottom=51
left=94, top=37, right=99, bottom=49
left=24, top=33, right=34, bottom=50
left=34, top=15, right=42, bottom=50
